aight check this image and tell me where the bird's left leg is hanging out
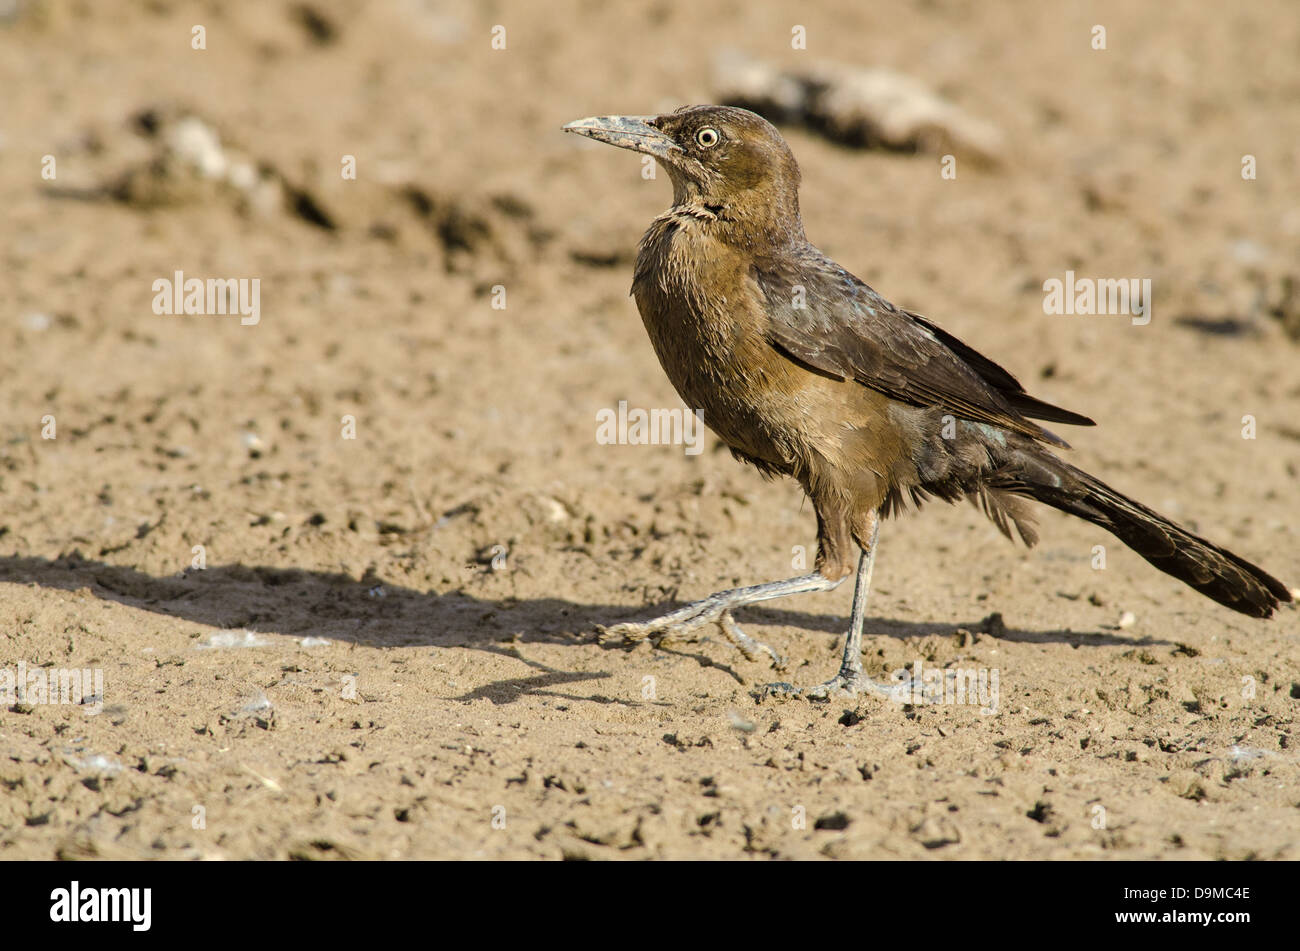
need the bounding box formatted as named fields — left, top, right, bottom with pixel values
left=597, top=571, right=844, bottom=669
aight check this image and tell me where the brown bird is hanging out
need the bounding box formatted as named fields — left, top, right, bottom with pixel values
left=563, top=105, right=1292, bottom=699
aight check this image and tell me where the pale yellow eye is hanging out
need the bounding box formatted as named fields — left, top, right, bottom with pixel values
left=695, top=127, right=720, bottom=149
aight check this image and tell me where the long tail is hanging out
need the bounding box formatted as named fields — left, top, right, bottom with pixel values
left=994, top=449, right=1292, bottom=618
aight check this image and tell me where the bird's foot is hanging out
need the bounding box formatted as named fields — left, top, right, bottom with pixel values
left=597, top=601, right=785, bottom=670
left=757, top=669, right=910, bottom=702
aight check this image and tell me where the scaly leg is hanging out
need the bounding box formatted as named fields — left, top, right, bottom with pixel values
left=598, top=572, right=844, bottom=669
left=761, top=521, right=910, bottom=700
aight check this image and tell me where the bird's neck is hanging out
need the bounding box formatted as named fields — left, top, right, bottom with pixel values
left=667, top=189, right=807, bottom=253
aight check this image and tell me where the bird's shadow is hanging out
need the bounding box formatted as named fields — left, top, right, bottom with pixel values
left=0, top=553, right=1162, bottom=704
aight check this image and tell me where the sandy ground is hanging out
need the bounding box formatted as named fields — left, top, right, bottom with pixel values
left=1, top=0, right=1298, bottom=860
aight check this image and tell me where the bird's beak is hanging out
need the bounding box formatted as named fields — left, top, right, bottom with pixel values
left=562, top=115, right=681, bottom=161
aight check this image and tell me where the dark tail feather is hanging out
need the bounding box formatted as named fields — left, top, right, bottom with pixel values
left=1005, top=451, right=1292, bottom=618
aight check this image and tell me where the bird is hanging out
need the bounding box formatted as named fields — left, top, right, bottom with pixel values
left=562, top=104, right=1292, bottom=699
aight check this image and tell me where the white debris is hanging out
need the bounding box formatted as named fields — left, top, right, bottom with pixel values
left=167, top=116, right=228, bottom=179
left=66, top=753, right=124, bottom=774
left=1229, top=239, right=1268, bottom=266
left=239, top=690, right=272, bottom=713
left=727, top=711, right=756, bottom=734
left=1228, top=745, right=1270, bottom=763
left=200, top=629, right=270, bottom=649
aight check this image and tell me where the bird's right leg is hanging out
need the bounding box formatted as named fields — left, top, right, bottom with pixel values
left=597, top=572, right=844, bottom=669
left=758, top=517, right=911, bottom=700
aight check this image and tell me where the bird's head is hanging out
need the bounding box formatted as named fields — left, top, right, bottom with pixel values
left=564, top=105, right=803, bottom=235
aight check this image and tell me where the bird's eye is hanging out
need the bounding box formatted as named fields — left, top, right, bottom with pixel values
left=694, top=127, right=720, bottom=149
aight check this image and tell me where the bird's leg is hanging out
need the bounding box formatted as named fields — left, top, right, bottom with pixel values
left=761, top=520, right=910, bottom=701
left=598, top=572, right=844, bottom=669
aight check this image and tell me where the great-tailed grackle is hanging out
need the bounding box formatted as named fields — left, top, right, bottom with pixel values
left=563, top=105, right=1292, bottom=699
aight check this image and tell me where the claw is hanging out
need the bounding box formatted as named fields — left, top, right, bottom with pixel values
left=718, top=610, right=785, bottom=670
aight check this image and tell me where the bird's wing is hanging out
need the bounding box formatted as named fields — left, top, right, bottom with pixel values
left=754, top=252, right=1094, bottom=447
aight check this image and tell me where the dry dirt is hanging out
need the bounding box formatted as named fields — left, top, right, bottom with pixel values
left=1, top=0, right=1298, bottom=860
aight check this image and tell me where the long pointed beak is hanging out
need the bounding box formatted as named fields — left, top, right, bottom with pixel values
left=562, top=115, right=681, bottom=161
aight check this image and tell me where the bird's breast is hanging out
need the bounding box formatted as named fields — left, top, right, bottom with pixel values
left=633, top=217, right=758, bottom=397
left=629, top=214, right=848, bottom=474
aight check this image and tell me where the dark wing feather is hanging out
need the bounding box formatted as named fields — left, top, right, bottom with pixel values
left=905, top=312, right=1095, bottom=428
left=754, top=248, right=1093, bottom=447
